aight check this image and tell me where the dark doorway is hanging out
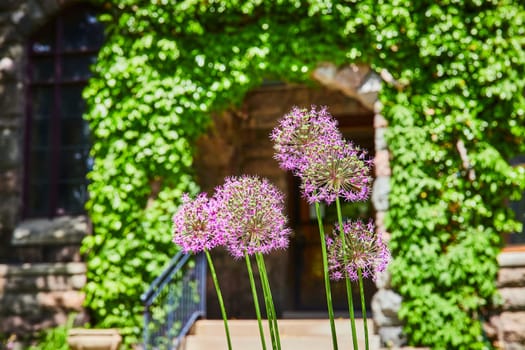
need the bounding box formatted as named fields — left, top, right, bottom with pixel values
left=289, top=112, right=376, bottom=315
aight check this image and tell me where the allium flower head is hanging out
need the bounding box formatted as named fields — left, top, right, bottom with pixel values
left=270, top=105, right=342, bottom=172
left=172, top=193, right=225, bottom=253
left=213, top=175, right=291, bottom=258
left=299, top=141, right=372, bottom=204
left=327, top=219, right=390, bottom=281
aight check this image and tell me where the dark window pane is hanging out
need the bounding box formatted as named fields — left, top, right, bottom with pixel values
left=63, top=10, right=104, bottom=51
left=31, top=119, right=50, bottom=147
left=61, top=119, right=90, bottom=146
left=57, top=182, right=88, bottom=215
left=62, top=55, right=97, bottom=81
left=32, top=57, right=55, bottom=82
left=59, top=148, right=89, bottom=179
left=60, top=86, right=87, bottom=118
left=33, top=87, right=53, bottom=119
left=31, top=24, right=55, bottom=53
left=27, top=183, right=50, bottom=216
left=28, top=149, right=50, bottom=179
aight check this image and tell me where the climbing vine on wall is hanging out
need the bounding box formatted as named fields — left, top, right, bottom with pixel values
left=82, top=0, right=525, bottom=347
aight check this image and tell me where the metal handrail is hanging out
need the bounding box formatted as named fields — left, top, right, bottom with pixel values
left=141, top=251, right=207, bottom=350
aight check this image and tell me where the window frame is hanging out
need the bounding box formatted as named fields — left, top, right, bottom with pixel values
left=22, top=4, right=103, bottom=219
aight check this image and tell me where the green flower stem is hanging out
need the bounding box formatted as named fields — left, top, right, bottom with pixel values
left=335, top=197, right=358, bottom=350
left=314, top=201, right=338, bottom=350
left=256, top=252, right=281, bottom=350
left=345, top=278, right=359, bottom=350
left=245, top=253, right=267, bottom=350
left=205, top=250, right=232, bottom=350
left=358, top=268, right=369, bottom=350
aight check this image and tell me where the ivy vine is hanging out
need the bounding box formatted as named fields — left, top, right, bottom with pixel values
left=82, top=0, right=525, bottom=348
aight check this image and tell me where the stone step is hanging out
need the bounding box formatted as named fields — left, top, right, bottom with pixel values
left=190, top=319, right=373, bottom=337
left=181, top=334, right=378, bottom=350
left=182, top=319, right=380, bottom=350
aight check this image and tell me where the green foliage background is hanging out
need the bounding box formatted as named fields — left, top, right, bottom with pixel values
left=82, top=0, right=525, bottom=348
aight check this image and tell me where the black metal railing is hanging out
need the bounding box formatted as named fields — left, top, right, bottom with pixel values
left=141, top=252, right=207, bottom=350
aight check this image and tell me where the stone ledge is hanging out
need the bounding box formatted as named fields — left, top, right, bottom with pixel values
left=11, top=216, right=88, bottom=246
left=498, top=251, right=525, bottom=268
left=0, top=262, right=86, bottom=276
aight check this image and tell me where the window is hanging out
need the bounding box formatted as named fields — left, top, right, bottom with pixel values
left=23, top=4, right=104, bottom=218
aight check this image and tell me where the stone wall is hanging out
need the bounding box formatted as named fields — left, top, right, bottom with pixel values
left=0, top=261, right=86, bottom=334
left=0, top=0, right=90, bottom=339
left=484, top=252, right=525, bottom=350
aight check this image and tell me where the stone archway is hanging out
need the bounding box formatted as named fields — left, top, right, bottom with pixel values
left=312, top=63, right=404, bottom=346
left=194, top=63, right=398, bottom=346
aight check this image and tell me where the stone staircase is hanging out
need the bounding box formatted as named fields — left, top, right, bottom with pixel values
left=181, top=319, right=380, bottom=350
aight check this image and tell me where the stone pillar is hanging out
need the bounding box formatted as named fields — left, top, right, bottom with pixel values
left=369, top=100, right=406, bottom=347
left=0, top=1, right=26, bottom=261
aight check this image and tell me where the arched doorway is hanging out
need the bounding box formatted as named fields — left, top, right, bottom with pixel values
left=195, top=81, right=378, bottom=317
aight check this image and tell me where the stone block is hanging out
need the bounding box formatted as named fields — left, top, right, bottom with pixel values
left=375, top=270, right=392, bottom=290
left=42, top=245, right=82, bottom=263
left=500, top=312, right=525, bottom=343
left=0, top=127, right=21, bottom=170
left=490, top=311, right=525, bottom=346
left=0, top=273, right=86, bottom=293
left=378, top=326, right=406, bottom=348
left=375, top=211, right=391, bottom=242
left=372, top=289, right=402, bottom=327
left=0, top=262, right=86, bottom=277
left=374, top=150, right=391, bottom=177
left=0, top=56, right=16, bottom=77
left=498, top=267, right=525, bottom=288
left=503, top=343, right=525, bottom=350
left=0, top=290, right=84, bottom=315
left=374, top=127, right=387, bottom=151
left=0, top=309, right=70, bottom=335
left=372, top=176, right=390, bottom=212
left=0, top=169, right=19, bottom=193
left=499, top=252, right=525, bottom=268
left=499, top=288, right=525, bottom=311
left=374, top=113, right=388, bottom=128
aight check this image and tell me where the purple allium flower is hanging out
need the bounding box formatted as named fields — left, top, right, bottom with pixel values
left=172, top=193, right=225, bottom=253
left=213, top=175, right=291, bottom=258
left=299, top=141, right=372, bottom=204
left=270, top=105, right=342, bottom=172
left=326, top=219, right=390, bottom=281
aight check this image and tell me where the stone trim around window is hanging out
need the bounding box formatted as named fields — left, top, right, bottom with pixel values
left=11, top=215, right=88, bottom=246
